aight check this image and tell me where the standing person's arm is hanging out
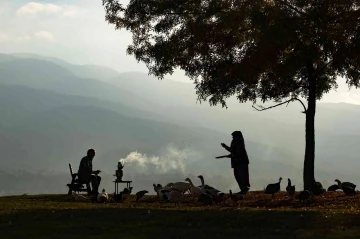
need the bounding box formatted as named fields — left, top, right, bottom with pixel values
left=221, top=143, right=231, bottom=152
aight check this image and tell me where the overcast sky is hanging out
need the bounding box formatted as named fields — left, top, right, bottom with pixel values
left=1, top=0, right=360, bottom=104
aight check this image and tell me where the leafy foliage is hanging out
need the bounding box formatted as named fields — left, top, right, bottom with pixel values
left=103, top=0, right=360, bottom=107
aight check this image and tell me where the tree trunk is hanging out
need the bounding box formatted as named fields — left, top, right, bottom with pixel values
left=303, top=62, right=316, bottom=190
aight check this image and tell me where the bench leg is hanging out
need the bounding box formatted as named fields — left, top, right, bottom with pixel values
left=86, top=183, right=91, bottom=195
left=68, top=178, right=75, bottom=195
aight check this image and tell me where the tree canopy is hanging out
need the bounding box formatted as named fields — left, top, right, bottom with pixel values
left=103, top=0, right=360, bottom=189
left=103, top=0, right=360, bottom=107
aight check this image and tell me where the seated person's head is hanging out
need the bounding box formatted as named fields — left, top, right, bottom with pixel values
left=87, top=148, right=96, bottom=159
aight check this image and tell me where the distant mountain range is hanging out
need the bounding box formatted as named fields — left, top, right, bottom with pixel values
left=0, top=52, right=359, bottom=194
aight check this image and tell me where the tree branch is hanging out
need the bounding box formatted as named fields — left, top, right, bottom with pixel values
left=276, top=0, right=307, bottom=17
left=252, top=98, right=307, bottom=114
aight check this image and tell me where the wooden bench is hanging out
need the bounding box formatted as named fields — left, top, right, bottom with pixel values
left=66, top=163, right=90, bottom=195
left=113, top=178, right=132, bottom=195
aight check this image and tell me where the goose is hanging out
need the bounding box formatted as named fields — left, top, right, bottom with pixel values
left=153, top=183, right=162, bottom=194
left=198, top=193, right=213, bottom=205
left=165, top=182, right=174, bottom=188
left=212, top=192, right=226, bottom=204
left=97, top=189, right=108, bottom=203
left=167, top=189, right=185, bottom=205
left=196, top=184, right=219, bottom=193
left=229, top=190, right=243, bottom=203
left=335, top=179, right=356, bottom=190
left=343, top=186, right=356, bottom=196
left=327, top=184, right=340, bottom=191
left=185, top=177, right=202, bottom=200
left=309, top=179, right=326, bottom=195
left=335, top=179, right=356, bottom=196
left=121, top=187, right=133, bottom=201
left=169, top=182, right=191, bottom=194
left=154, top=184, right=173, bottom=200
left=122, top=187, right=133, bottom=195
left=160, top=189, right=171, bottom=200
left=197, top=175, right=221, bottom=196
left=135, top=190, right=149, bottom=202
left=286, top=178, right=295, bottom=196
left=72, top=191, right=90, bottom=202
left=299, top=190, right=311, bottom=201
left=265, top=177, right=282, bottom=198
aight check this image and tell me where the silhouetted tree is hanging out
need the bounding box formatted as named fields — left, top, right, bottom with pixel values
left=103, top=0, right=360, bottom=190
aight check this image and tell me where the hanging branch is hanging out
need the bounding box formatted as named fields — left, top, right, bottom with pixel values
left=252, top=98, right=307, bottom=114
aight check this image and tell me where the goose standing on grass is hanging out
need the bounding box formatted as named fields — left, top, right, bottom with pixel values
left=97, top=189, right=108, bottom=203
left=327, top=184, right=340, bottom=191
left=197, top=175, right=221, bottom=196
left=153, top=184, right=173, bottom=200
left=165, top=182, right=174, bottom=188
left=169, top=182, right=191, bottom=194
left=185, top=178, right=202, bottom=200
left=212, top=192, right=226, bottom=204
left=72, top=191, right=90, bottom=202
left=310, top=179, right=326, bottom=195
left=153, top=184, right=162, bottom=194
left=136, top=190, right=149, bottom=202
left=121, top=187, right=133, bottom=201
left=265, top=177, right=282, bottom=198
left=286, top=178, right=295, bottom=196
left=198, top=193, right=213, bottom=205
left=335, top=179, right=356, bottom=196
left=335, top=179, right=356, bottom=190
left=167, top=189, right=185, bottom=206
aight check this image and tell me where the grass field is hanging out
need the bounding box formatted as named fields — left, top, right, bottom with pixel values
left=1, top=191, right=360, bottom=238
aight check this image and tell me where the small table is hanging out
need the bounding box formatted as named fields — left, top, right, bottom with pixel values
left=113, top=178, right=132, bottom=195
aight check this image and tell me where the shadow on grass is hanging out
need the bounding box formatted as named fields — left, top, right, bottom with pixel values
left=1, top=206, right=360, bottom=239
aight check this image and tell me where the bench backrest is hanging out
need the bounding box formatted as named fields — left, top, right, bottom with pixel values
left=69, top=163, right=76, bottom=179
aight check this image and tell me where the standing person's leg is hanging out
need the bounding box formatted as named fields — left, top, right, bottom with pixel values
left=233, top=167, right=242, bottom=193
left=238, top=164, right=250, bottom=194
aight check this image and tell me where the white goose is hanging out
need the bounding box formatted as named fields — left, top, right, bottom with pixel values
left=169, top=182, right=190, bottom=194
left=97, top=189, right=109, bottom=203
left=168, top=189, right=185, bottom=205
left=72, top=191, right=89, bottom=202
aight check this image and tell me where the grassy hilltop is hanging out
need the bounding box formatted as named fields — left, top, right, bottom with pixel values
left=1, top=192, right=360, bottom=239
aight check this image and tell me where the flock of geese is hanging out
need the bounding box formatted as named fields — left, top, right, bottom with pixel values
left=72, top=176, right=357, bottom=205
left=151, top=175, right=228, bottom=205
left=265, top=177, right=357, bottom=201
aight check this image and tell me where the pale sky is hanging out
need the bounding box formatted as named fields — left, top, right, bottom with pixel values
left=1, top=0, right=360, bottom=104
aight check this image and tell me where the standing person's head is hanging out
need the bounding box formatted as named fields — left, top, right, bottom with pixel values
left=87, top=148, right=96, bottom=159
left=231, top=131, right=244, bottom=141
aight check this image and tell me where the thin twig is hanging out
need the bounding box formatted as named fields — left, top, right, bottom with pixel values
left=276, top=0, right=307, bottom=17
left=252, top=98, right=307, bottom=114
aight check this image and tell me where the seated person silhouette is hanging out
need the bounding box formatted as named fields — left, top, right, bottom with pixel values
left=77, top=148, right=101, bottom=195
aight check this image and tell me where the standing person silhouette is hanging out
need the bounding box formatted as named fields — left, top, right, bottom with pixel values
left=221, top=131, right=250, bottom=194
